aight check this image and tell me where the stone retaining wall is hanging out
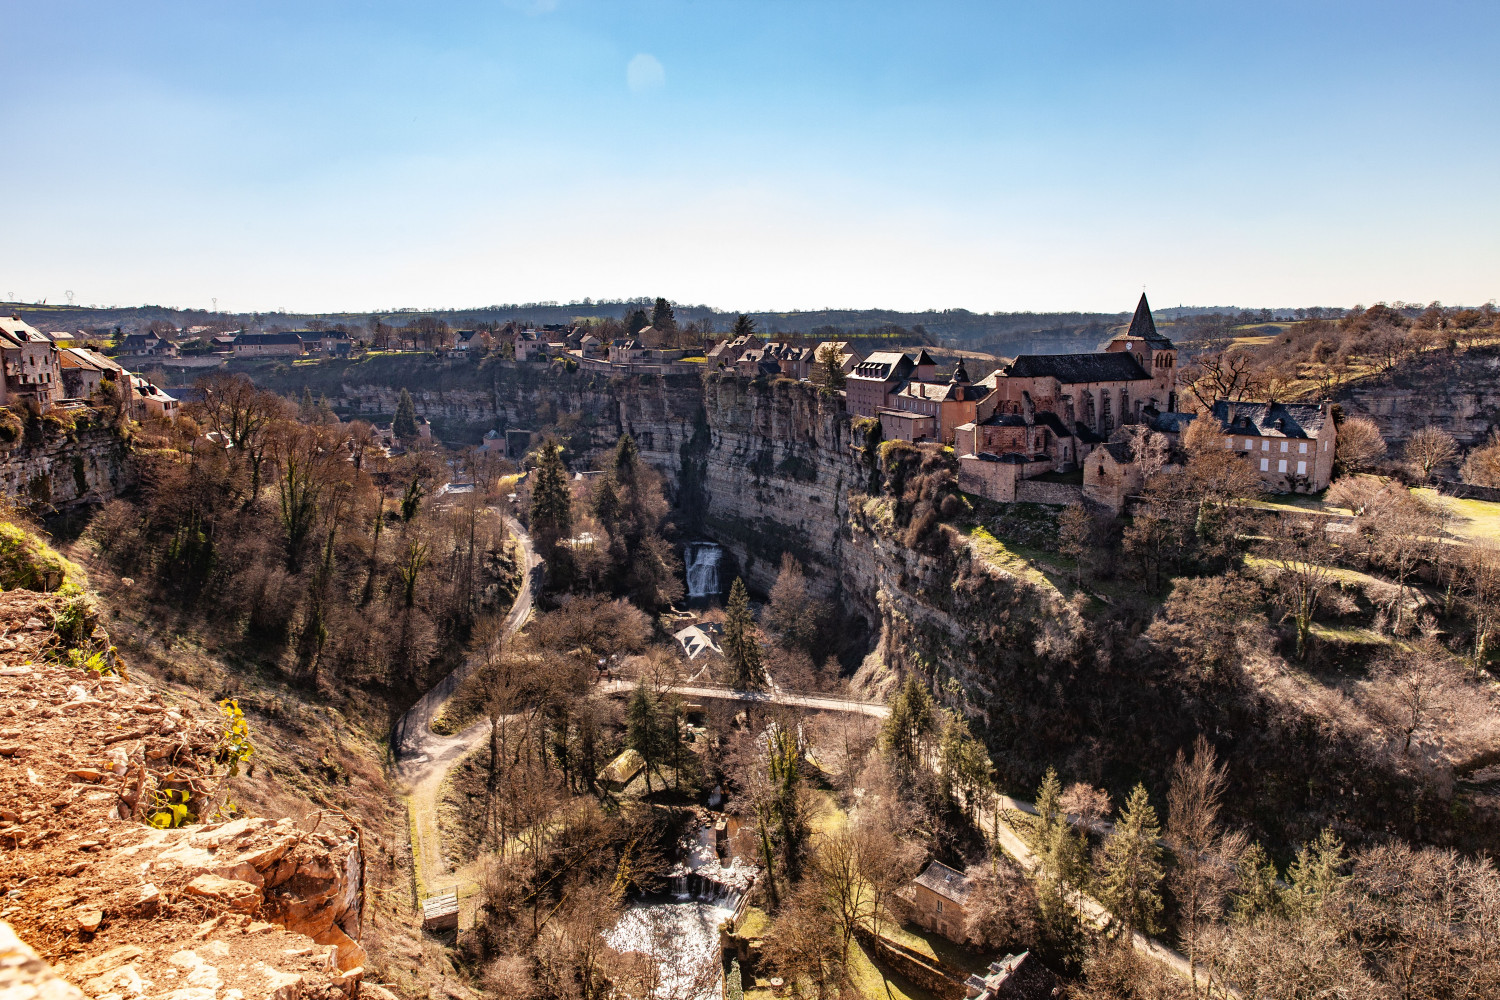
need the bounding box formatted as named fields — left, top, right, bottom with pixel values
left=1015, top=479, right=1084, bottom=505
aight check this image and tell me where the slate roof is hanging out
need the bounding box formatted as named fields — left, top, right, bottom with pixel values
left=966, top=952, right=1060, bottom=1000
left=1149, top=411, right=1198, bottom=435
left=234, top=332, right=305, bottom=346
left=1125, top=293, right=1171, bottom=345
left=893, top=379, right=975, bottom=403
left=913, top=860, right=972, bottom=903
left=1210, top=400, right=1329, bottom=439
left=851, top=351, right=916, bottom=382
left=1004, top=352, right=1151, bottom=384
left=0, top=317, right=57, bottom=347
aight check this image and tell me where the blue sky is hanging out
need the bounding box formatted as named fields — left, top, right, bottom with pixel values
left=2, top=1, right=1496, bottom=313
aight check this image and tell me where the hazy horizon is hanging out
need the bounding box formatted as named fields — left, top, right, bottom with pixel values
left=3, top=1, right=1497, bottom=314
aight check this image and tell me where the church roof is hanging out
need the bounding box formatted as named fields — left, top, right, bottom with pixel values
left=1005, top=352, right=1151, bottom=384
left=1127, top=293, right=1167, bottom=341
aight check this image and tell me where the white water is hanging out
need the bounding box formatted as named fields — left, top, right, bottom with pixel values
left=604, top=898, right=734, bottom=1000
left=685, top=542, right=723, bottom=599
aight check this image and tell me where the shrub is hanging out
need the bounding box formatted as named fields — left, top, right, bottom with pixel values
left=0, top=408, right=21, bottom=446
left=51, top=583, right=99, bottom=649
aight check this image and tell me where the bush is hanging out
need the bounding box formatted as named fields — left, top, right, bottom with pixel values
left=0, top=408, right=21, bottom=446
left=0, top=521, right=85, bottom=592
left=51, top=583, right=99, bottom=648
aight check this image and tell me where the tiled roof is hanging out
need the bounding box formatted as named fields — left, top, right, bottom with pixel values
left=913, top=860, right=971, bottom=903
left=1005, top=352, right=1151, bottom=384
left=851, top=351, right=916, bottom=382
left=1125, top=293, right=1171, bottom=345
left=1210, top=400, right=1329, bottom=438
left=1149, top=411, right=1197, bottom=434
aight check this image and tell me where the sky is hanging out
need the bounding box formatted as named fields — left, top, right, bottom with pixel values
left=1, top=1, right=1497, bottom=315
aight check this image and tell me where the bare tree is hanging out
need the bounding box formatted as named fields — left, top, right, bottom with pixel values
left=1335, top=415, right=1387, bottom=474
left=1368, top=645, right=1449, bottom=755
left=1186, top=350, right=1261, bottom=411
left=1266, top=518, right=1336, bottom=660
left=1461, top=429, right=1500, bottom=487
left=1166, top=737, right=1248, bottom=992
left=1404, top=426, right=1459, bottom=480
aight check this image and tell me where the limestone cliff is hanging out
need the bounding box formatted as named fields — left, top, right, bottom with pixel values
left=1334, top=343, right=1500, bottom=446
left=0, top=426, right=134, bottom=508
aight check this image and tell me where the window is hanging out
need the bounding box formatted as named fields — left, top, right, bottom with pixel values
left=1244, top=439, right=1253, bottom=449
left=1261, top=440, right=1269, bottom=451
left=1224, top=437, right=1233, bottom=449
left=1299, top=442, right=1308, bottom=454
left=1280, top=441, right=1288, bottom=453
left=1278, top=459, right=1287, bottom=473
left=935, top=900, right=943, bottom=914
left=1298, top=461, right=1307, bottom=475
left=1260, top=458, right=1269, bottom=472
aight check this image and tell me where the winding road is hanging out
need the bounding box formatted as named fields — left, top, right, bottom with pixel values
left=394, top=515, right=539, bottom=906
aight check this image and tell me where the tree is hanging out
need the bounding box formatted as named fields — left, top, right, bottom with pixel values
left=1459, top=543, right=1500, bottom=676
left=879, top=674, right=935, bottom=776
left=731, top=313, right=756, bottom=339
left=1266, top=518, right=1336, bottom=660
left=528, top=443, right=572, bottom=559
left=963, top=862, right=1040, bottom=951
left=1461, top=429, right=1500, bottom=487
left=1368, top=645, right=1448, bottom=755
left=761, top=879, right=843, bottom=992
left=393, top=387, right=419, bottom=443
left=1335, top=415, right=1386, bottom=474
left=625, top=682, right=664, bottom=796
left=1097, top=783, right=1165, bottom=938
left=1185, top=350, right=1260, bottom=411
left=1057, top=503, right=1093, bottom=587
left=722, top=577, right=764, bottom=689
left=937, top=712, right=993, bottom=816
left=1148, top=574, right=1263, bottom=682
left=1281, top=827, right=1348, bottom=918
left=1404, top=426, right=1458, bottom=480
left=816, top=344, right=847, bottom=390
left=1166, top=737, right=1247, bottom=991
left=649, top=297, right=675, bottom=333
left=766, top=553, right=829, bottom=658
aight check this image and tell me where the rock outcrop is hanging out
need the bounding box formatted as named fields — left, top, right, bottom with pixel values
left=1335, top=344, right=1500, bottom=447
left=0, top=590, right=367, bottom=1000
left=0, top=426, right=134, bottom=509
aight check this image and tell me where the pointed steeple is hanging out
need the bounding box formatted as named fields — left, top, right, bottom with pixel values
left=952, top=357, right=970, bottom=384
left=1125, top=293, right=1164, bottom=343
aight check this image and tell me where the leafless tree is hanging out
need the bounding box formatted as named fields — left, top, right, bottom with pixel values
left=1461, top=429, right=1500, bottom=487
left=1335, top=415, right=1387, bottom=474
left=1266, top=517, right=1336, bottom=660
left=1404, top=426, right=1459, bottom=480
left=1186, top=350, right=1261, bottom=411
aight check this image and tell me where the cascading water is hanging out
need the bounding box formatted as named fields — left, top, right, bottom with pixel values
left=684, top=542, right=723, bottom=600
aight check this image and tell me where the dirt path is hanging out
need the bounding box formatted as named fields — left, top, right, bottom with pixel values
left=394, top=515, right=538, bottom=913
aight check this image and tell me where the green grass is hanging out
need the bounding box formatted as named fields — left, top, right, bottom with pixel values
left=737, top=906, right=771, bottom=940
left=962, top=525, right=1065, bottom=594
left=1244, top=490, right=1352, bottom=517
left=879, top=923, right=992, bottom=977
left=845, top=938, right=942, bottom=1000
left=1413, top=489, right=1500, bottom=543
left=1309, top=623, right=1391, bottom=646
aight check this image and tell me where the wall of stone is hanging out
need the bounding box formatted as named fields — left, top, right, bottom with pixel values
left=1014, top=479, right=1083, bottom=505
left=1335, top=345, right=1500, bottom=447
left=0, top=426, right=135, bottom=508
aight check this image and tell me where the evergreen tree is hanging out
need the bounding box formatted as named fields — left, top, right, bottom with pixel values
left=723, top=577, right=764, bottom=689
left=1097, top=783, right=1165, bottom=937
left=393, top=388, right=419, bottom=442
left=1281, top=827, right=1348, bottom=917
left=1030, top=767, right=1084, bottom=927
left=938, top=712, right=993, bottom=814
left=879, top=674, right=935, bottom=775
left=816, top=344, right=847, bottom=389
left=528, top=442, right=573, bottom=558
left=612, top=432, right=640, bottom=485
left=625, top=681, right=662, bottom=796
left=651, top=297, right=676, bottom=332
left=732, top=313, right=756, bottom=339
left=626, top=309, right=649, bottom=336
left=1230, top=842, right=1283, bottom=922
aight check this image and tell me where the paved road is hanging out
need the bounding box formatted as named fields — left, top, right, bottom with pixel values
left=394, top=515, right=538, bottom=906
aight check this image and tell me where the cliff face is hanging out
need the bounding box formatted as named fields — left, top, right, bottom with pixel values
left=1336, top=344, right=1500, bottom=446
left=0, top=426, right=134, bottom=508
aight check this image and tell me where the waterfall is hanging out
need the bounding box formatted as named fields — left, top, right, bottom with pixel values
left=684, top=542, right=723, bottom=600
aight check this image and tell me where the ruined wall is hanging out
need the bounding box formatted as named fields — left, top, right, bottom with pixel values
left=0, top=425, right=135, bottom=507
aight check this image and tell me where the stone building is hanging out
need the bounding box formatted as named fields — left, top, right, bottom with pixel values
left=908, top=860, right=972, bottom=943
left=964, top=952, right=1060, bottom=999
left=1208, top=399, right=1337, bottom=492
left=847, top=350, right=919, bottom=417
left=0, top=317, right=63, bottom=408
left=232, top=332, right=306, bottom=357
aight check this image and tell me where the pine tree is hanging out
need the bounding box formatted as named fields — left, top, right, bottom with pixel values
left=816, top=344, right=846, bottom=389
left=528, top=442, right=572, bottom=557
left=938, top=712, right=993, bottom=813
left=723, top=577, right=764, bottom=689
left=626, top=309, right=649, bottom=336
left=651, top=297, right=676, bottom=332
left=625, top=681, right=662, bottom=796
left=1097, top=782, right=1165, bottom=937
left=1282, top=827, right=1348, bottom=917
left=732, top=313, right=756, bottom=339
left=613, top=432, right=640, bottom=485
left=393, top=388, right=419, bottom=442
left=879, top=675, right=935, bottom=775
left=1230, top=842, right=1282, bottom=922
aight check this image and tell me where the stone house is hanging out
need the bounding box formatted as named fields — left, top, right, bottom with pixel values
left=808, top=341, right=863, bottom=384
left=1208, top=400, right=1337, bottom=492
left=58, top=347, right=109, bottom=399
left=608, top=338, right=648, bottom=364
left=118, top=332, right=177, bottom=358
left=1081, top=441, right=1148, bottom=510
left=909, top=860, right=972, bottom=943
left=887, top=359, right=984, bottom=444
left=956, top=450, right=1056, bottom=503
left=0, top=317, right=63, bottom=408
left=879, top=408, right=938, bottom=443
left=847, top=351, right=919, bottom=417
left=964, top=952, right=1060, bottom=999
left=232, top=332, right=306, bottom=357
left=320, top=331, right=354, bottom=357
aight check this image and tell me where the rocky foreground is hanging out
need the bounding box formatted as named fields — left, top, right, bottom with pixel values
left=0, top=590, right=385, bottom=1000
